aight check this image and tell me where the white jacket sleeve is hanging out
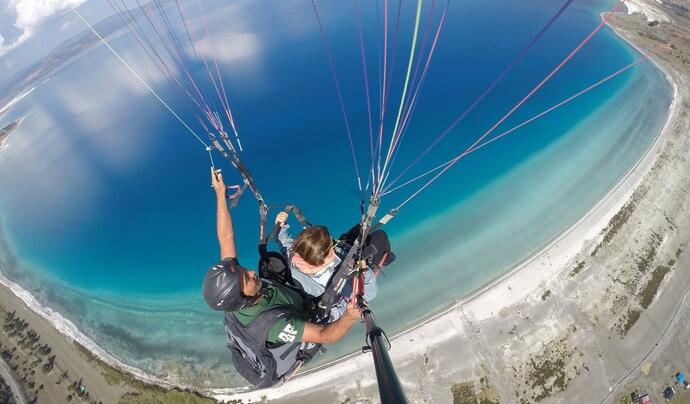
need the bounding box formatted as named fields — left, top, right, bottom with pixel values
left=277, top=224, right=294, bottom=256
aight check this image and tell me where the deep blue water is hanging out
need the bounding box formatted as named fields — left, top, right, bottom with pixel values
left=0, top=0, right=672, bottom=387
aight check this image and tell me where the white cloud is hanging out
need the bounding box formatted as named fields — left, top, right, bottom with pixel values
left=59, top=17, right=78, bottom=32
left=0, top=0, right=89, bottom=56
left=0, top=105, right=103, bottom=226
left=49, top=47, right=163, bottom=168
left=193, top=32, right=262, bottom=64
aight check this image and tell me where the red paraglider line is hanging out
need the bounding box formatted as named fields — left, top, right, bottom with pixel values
left=354, top=0, right=375, bottom=170
left=311, top=0, right=363, bottom=192
left=383, top=51, right=643, bottom=198
left=108, top=0, right=216, bottom=132
left=379, top=1, right=448, bottom=192
left=375, top=0, right=390, bottom=190
left=393, top=1, right=624, bottom=209
left=384, top=0, right=577, bottom=193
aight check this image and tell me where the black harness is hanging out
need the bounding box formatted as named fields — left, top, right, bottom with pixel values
left=224, top=307, right=320, bottom=388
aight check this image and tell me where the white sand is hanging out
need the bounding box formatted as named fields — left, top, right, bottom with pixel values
left=0, top=272, right=180, bottom=390
left=624, top=0, right=670, bottom=22
left=0, top=86, right=37, bottom=117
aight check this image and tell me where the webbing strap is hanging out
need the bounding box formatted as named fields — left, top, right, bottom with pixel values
left=316, top=197, right=380, bottom=317
left=279, top=342, right=300, bottom=360
left=284, top=205, right=311, bottom=229
left=259, top=204, right=269, bottom=244
left=211, top=134, right=269, bottom=242
left=371, top=208, right=398, bottom=232
left=260, top=204, right=312, bottom=248
left=317, top=239, right=360, bottom=316
left=210, top=135, right=265, bottom=205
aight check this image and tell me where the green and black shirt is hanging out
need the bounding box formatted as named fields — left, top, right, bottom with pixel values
left=233, top=281, right=310, bottom=344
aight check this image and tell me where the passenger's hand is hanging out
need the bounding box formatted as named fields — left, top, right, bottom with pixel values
left=343, top=298, right=363, bottom=322
left=211, top=167, right=226, bottom=197
left=275, top=211, right=288, bottom=225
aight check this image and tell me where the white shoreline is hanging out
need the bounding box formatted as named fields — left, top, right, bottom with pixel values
left=0, top=271, right=187, bottom=391
left=217, top=12, right=681, bottom=402
left=0, top=86, right=39, bottom=117
left=2, top=77, right=199, bottom=391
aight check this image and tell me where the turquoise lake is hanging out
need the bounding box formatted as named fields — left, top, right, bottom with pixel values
left=0, top=0, right=672, bottom=387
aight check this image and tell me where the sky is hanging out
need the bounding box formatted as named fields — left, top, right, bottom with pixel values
left=0, top=0, right=112, bottom=81
left=0, top=0, right=84, bottom=55
left=0, top=0, right=269, bottom=85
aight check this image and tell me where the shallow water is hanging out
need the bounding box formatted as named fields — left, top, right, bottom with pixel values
left=0, top=0, right=672, bottom=386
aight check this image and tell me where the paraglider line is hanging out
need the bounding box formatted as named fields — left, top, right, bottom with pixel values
left=379, top=0, right=423, bottom=194
left=390, top=0, right=623, bottom=209
left=72, top=7, right=210, bottom=150
left=354, top=0, right=375, bottom=168
left=382, top=52, right=644, bottom=198
left=379, top=0, right=448, bottom=191
left=385, top=0, right=576, bottom=192
left=311, top=0, right=363, bottom=193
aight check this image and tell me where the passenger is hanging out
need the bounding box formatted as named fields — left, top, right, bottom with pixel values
left=274, top=211, right=395, bottom=319
left=203, top=168, right=363, bottom=366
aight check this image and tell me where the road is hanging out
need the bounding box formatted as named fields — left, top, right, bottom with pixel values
left=0, top=357, right=25, bottom=404
left=597, top=283, right=690, bottom=404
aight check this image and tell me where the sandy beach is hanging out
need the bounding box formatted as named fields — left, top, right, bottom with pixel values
left=0, top=1, right=689, bottom=403
left=0, top=273, right=216, bottom=403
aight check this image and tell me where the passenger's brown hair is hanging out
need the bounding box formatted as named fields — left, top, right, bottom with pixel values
left=293, top=226, right=333, bottom=266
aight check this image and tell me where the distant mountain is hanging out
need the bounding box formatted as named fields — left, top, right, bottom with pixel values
left=0, top=0, right=168, bottom=113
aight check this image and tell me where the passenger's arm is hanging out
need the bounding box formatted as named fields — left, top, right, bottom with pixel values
left=212, top=168, right=236, bottom=260
left=275, top=212, right=294, bottom=254
left=301, top=300, right=361, bottom=344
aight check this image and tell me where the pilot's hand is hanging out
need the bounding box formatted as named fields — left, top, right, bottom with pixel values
left=344, top=298, right=364, bottom=322
left=211, top=168, right=226, bottom=197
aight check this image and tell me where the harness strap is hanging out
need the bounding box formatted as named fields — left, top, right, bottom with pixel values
left=258, top=204, right=269, bottom=244
left=283, top=205, right=311, bottom=230
left=261, top=204, right=312, bottom=245
left=317, top=239, right=360, bottom=317
left=371, top=208, right=398, bottom=232
left=244, top=308, right=290, bottom=345
left=279, top=342, right=300, bottom=360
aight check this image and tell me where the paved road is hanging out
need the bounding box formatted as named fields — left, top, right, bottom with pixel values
left=0, top=358, right=25, bottom=404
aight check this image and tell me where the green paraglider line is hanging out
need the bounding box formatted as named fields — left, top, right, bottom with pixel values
left=394, top=0, right=625, bottom=211
left=378, top=0, right=423, bottom=195
left=381, top=55, right=650, bottom=196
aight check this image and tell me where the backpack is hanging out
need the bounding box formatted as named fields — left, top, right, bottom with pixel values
left=258, top=250, right=293, bottom=287
left=224, top=308, right=322, bottom=388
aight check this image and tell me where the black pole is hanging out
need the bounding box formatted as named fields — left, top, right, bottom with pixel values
left=360, top=305, right=408, bottom=404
